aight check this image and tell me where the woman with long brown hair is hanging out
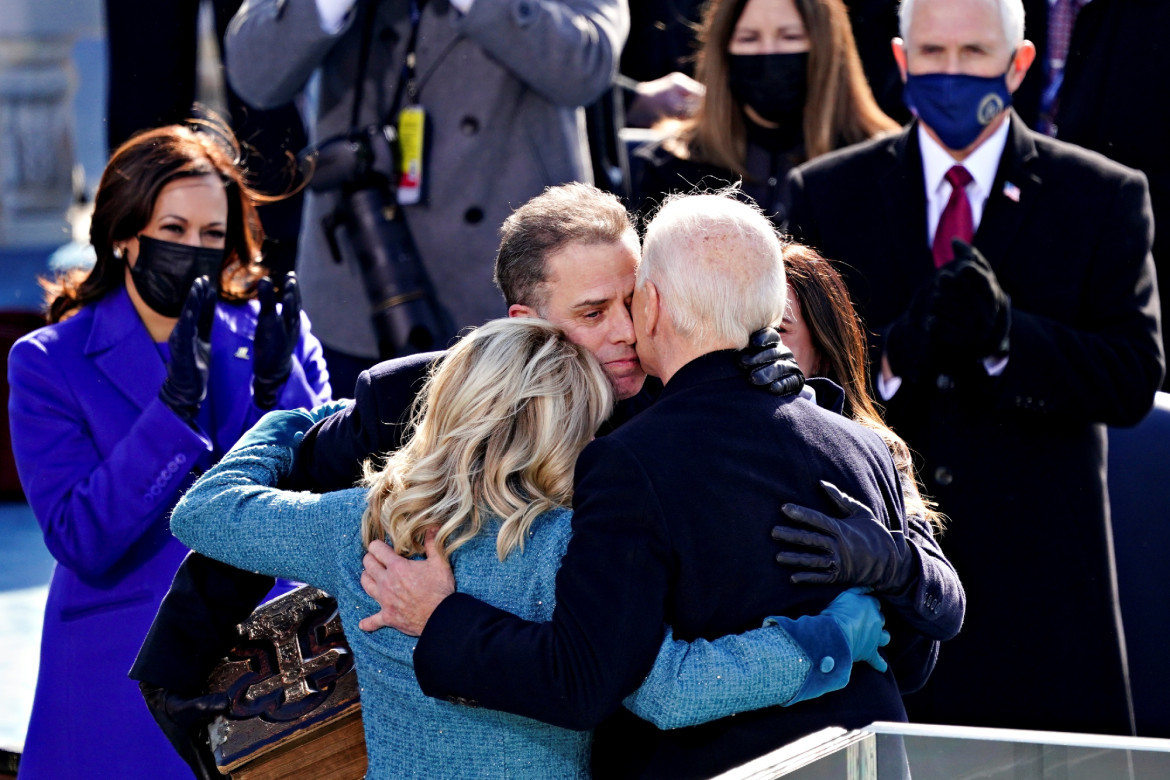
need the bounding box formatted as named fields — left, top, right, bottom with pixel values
left=8, top=118, right=331, bottom=779
left=768, top=244, right=965, bottom=671
left=632, top=0, right=899, bottom=216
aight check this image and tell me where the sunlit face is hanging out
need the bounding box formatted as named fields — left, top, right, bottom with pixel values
left=122, top=173, right=229, bottom=269
left=778, top=286, right=823, bottom=377
left=898, top=0, right=1016, bottom=80
left=525, top=238, right=646, bottom=400
left=892, top=0, right=1033, bottom=156
left=729, top=0, right=810, bottom=55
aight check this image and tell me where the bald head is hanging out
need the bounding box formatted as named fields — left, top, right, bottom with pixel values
left=638, top=191, right=787, bottom=350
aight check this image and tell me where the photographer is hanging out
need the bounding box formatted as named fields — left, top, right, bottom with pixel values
left=223, top=0, right=629, bottom=391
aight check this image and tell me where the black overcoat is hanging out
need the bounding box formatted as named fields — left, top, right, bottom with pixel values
left=784, top=113, right=1164, bottom=735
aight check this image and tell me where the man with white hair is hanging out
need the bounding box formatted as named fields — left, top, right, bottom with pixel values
left=368, top=191, right=923, bottom=777
left=784, top=0, right=1163, bottom=735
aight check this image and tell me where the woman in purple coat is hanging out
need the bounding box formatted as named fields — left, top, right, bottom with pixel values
left=7, top=120, right=331, bottom=779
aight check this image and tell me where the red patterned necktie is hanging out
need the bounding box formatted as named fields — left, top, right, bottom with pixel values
left=933, top=165, right=974, bottom=267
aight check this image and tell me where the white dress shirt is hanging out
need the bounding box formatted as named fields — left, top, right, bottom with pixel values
left=919, top=117, right=1010, bottom=248
left=879, top=115, right=1014, bottom=398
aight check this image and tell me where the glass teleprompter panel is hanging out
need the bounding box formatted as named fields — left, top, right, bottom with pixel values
left=715, top=722, right=1170, bottom=780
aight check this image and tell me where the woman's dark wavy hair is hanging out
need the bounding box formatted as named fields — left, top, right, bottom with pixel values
left=782, top=242, right=942, bottom=529
left=43, top=115, right=268, bottom=323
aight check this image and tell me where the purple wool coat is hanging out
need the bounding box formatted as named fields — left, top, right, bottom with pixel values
left=8, top=286, right=331, bottom=779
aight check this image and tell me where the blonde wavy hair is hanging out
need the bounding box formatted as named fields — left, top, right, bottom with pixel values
left=361, top=318, right=615, bottom=561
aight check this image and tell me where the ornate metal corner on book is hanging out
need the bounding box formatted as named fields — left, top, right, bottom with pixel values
left=205, top=586, right=364, bottom=774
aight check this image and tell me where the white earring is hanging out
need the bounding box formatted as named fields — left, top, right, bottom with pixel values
left=113, top=246, right=125, bottom=260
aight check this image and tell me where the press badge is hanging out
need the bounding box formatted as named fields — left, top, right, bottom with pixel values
left=396, top=105, right=426, bottom=205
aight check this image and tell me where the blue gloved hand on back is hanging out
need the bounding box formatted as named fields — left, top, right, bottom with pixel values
left=822, top=586, right=890, bottom=673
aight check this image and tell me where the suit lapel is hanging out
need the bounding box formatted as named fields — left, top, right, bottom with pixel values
left=973, top=111, right=1042, bottom=276
left=86, top=287, right=167, bottom=412
left=882, top=123, right=935, bottom=286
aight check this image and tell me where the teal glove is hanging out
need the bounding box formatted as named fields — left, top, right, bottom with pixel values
left=822, top=587, right=890, bottom=673
left=306, top=399, right=351, bottom=423
left=230, top=409, right=316, bottom=455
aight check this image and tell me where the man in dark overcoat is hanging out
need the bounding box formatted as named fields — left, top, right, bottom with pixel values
left=783, top=0, right=1163, bottom=736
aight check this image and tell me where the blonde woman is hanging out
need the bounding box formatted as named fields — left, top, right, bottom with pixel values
left=171, top=317, right=887, bottom=778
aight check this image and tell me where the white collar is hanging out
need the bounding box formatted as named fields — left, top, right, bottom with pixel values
left=918, top=114, right=1012, bottom=201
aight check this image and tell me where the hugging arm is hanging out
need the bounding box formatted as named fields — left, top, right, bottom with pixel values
left=772, top=480, right=964, bottom=640
left=624, top=589, right=889, bottom=729
left=285, top=352, right=439, bottom=491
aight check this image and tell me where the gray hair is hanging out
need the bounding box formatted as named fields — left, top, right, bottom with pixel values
left=899, top=0, right=1025, bottom=48
left=494, top=182, right=639, bottom=311
left=638, top=189, right=787, bottom=348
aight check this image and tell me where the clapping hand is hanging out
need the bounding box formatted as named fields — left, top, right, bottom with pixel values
left=883, top=272, right=942, bottom=382
left=253, top=272, right=301, bottom=409
left=932, top=239, right=1011, bottom=359
left=159, top=276, right=217, bottom=425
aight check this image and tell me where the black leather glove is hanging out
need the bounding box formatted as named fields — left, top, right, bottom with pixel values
left=253, top=272, right=301, bottom=410
left=932, top=239, right=1011, bottom=359
left=883, top=272, right=941, bottom=382
left=739, top=327, right=806, bottom=396
left=139, top=682, right=230, bottom=780
left=159, top=276, right=216, bottom=426
left=772, top=480, right=916, bottom=593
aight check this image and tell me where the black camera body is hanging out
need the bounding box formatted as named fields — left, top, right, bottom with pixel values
left=307, top=125, right=452, bottom=359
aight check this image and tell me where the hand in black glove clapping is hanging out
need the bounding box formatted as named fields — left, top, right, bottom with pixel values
left=932, top=239, right=1011, bottom=359
left=253, top=272, right=301, bottom=410
left=139, top=682, right=230, bottom=780
left=159, top=277, right=216, bottom=426
left=883, top=272, right=942, bottom=382
left=739, top=327, right=806, bottom=396
left=773, top=480, right=917, bottom=594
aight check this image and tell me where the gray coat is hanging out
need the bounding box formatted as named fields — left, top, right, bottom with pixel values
left=225, top=0, right=629, bottom=358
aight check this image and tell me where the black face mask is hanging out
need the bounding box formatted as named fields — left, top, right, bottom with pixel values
left=128, top=235, right=223, bottom=317
left=728, top=52, right=809, bottom=126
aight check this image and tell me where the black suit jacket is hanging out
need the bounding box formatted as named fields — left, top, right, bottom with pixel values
left=784, top=113, right=1164, bottom=735
left=412, top=351, right=911, bottom=778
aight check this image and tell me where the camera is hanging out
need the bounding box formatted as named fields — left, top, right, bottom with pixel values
left=305, top=125, right=452, bottom=359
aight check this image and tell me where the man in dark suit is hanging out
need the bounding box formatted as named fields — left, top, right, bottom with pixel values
left=783, top=0, right=1163, bottom=736
left=362, top=191, right=921, bottom=778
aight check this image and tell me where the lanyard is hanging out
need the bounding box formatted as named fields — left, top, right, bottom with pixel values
left=350, top=0, right=425, bottom=129
left=401, top=0, right=423, bottom=106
